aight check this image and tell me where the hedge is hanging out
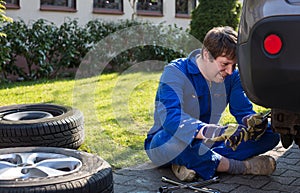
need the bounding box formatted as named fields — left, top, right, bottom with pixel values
left=190, top=0, right=242, bottom=42
left=0, top=18, right=193, bottom=81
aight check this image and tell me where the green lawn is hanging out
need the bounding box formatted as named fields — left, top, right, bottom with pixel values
left=0, top=71, right=268, bottom=169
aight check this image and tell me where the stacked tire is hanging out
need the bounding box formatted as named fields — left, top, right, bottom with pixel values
left=0, top=103, right=113, bottom=193
left=0, top=103, right=84, bottom=149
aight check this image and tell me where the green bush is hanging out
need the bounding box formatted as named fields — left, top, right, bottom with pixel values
left=190, top=0, right=241, bottom=42
left=0, top=18, right=190, bottom=81
left=1, top=19, right=56, bottom=80
left=47, top=18, right=90, bottom=78
left=0, top=36, right=12, bottom=79
left=106, top=22, right=190, bottom=73
left=0, top=19, right=93, bottom=80
left=0, top=20, right=28, bottom=80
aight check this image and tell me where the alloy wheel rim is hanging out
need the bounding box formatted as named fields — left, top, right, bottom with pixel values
left=0, top=152, right=82, bottom=180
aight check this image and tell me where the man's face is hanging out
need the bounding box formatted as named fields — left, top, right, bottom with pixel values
left=205, top=55, right=236, bottom=83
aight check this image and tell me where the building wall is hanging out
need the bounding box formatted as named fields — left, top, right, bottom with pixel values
left=5, top=0, right=194, bottom=29
left=5, top=0, right=243, bottom=29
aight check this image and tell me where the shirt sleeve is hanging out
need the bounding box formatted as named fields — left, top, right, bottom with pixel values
left=228, top=70, right=256, bottom=124
left=155, top=64, right=206, bottom=145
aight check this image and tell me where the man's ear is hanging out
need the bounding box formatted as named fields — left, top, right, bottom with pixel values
left=203, top=48, right=214, bottom=62
left=202, top=48, right=209, bottom=61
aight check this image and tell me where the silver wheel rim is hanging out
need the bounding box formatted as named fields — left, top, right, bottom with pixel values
left=2, top=111, right=54, bottom=121
left=0, top=152, right=82, bottom=180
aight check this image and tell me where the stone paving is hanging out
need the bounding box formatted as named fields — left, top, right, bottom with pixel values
left=113, top=141, right=300, bottom=193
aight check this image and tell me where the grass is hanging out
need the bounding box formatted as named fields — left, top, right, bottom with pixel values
left=0, top=71, right=268, bottom=169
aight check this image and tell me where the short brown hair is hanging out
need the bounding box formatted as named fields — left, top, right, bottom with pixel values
left=202, top=26, right=237, bottom=61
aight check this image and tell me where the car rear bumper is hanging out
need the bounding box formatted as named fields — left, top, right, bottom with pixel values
left=238, top=15, right=300, bottom=112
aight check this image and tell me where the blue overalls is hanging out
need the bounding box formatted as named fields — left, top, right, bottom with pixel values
left=144, top=49, right=280, bottom=180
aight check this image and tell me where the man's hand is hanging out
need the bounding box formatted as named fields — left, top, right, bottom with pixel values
left=201, top=124, right=249, bottom=150
left=242, top=112, right=269, bottom=141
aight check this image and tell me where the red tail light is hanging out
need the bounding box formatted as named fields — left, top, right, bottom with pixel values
left=263, top=34, right=283, bottom=55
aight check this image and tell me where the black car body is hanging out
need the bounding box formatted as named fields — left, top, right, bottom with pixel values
left=238, top=0, right=300, bottom=148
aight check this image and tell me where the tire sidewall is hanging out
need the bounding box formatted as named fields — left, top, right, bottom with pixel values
left=0, top=103, right=79, bottom=125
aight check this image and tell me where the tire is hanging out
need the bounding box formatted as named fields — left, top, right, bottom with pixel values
left=0, top=146, right=113, bottom=193
left=0, top=103, right=84, bottom=149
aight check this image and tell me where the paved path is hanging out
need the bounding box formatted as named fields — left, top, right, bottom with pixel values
left=113, top=142, right=300, bottom=193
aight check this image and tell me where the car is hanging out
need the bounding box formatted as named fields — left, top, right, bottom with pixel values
left=237, top=0, right=300, bottom=148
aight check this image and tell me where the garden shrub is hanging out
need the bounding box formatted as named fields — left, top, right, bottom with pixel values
left=0, top=18, right=192, bottom=81
left=48, top=19, right=90, bottom=78
left=0, top=20, right=29, bottom=80
left=190, top=0, right=242, bottom=42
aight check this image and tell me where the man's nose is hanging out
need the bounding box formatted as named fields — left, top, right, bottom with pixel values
left=225, top=65, right=234, bottom=75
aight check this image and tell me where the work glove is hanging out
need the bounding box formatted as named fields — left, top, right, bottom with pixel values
left=201, top=124, right=249, bottom=150
left=242, top=112, right=269, bottom=141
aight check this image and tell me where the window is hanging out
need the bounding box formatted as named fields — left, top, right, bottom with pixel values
left=137, top=0, right=163, bottom=16
left=93, top=0, right=123, bottom=14
left=4, top=0, right=20, bottom=9
left=40, top=0, right=76, bottom=12
left=176, top=0, right=196, bottom=18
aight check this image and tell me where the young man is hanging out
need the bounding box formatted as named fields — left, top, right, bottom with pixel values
left=144, top=26, right=280, bottom=181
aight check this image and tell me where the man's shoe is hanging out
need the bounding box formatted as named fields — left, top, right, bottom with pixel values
left=243, top=155, right=276, bottom=175
left=171, top=164, right=196, bottom=182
